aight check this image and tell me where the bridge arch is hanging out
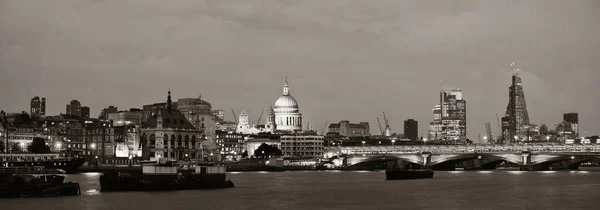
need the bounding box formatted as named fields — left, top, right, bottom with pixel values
left=344, top=154, right=423, bottom=168
left=429, top=153, right=523, bottom=170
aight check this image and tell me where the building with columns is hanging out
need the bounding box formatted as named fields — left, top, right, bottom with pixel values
left=273, top=78, right=303, bottom=132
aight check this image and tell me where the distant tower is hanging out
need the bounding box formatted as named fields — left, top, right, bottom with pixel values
left=167, top=90, right=173, bottom=112
left=502, top=62, right=530, bottom=143
left=236, top=108, right=250, bottom=133
left=265, top=106, right=276, bottom=133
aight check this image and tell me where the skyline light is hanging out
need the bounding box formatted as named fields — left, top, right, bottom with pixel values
left=1, top=1, right=599, bottom=140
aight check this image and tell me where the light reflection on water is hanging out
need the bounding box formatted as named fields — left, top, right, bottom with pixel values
left=2, top=170, right=599, bottom=210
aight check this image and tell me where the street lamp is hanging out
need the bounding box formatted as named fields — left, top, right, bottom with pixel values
left=391, top=139, right=396, bottom=147
left=362, top=141, right=366, bottom=147
left=483, top=136, right=488, bottom=144
left=546, top=136, right=550, bottom=143
left=514, top=135, right=518, bottom=143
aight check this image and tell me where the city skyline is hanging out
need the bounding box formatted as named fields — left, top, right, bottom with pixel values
left=1, top=1, right=599, bottom=141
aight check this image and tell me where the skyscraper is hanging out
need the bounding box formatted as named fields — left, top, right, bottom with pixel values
left=563, top=113, right=579, bottom=137
left=30, top=96, right=46, bottom=117
left=66, top=100, right=82, bottom=117
left=81, top=106, right=90, bottom=119
left=428, top=88, right=467, bottom=142
left=501, top=62, right=531, bottom=143
left=403, top=119, right=418, bottom=141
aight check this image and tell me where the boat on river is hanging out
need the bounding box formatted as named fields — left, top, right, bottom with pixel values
left=0, top=166, right=81, bottom=198
left=385, top=169, right=435, bottom=180
left=100, top=159, right=234, bottom=192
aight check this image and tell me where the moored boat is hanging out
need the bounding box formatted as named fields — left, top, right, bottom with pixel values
left=0, top=167, right=81, bottom=198
left=385, top=169, right=434, bottom=180
left=100, top=159, right=234, bottom=192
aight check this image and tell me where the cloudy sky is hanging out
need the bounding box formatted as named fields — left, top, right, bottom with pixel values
left=1, top=0, right=599, bottom=140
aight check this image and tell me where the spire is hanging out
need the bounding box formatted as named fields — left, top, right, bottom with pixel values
left=167, top=89, right=172, bottom=112
left=511, top=62, right=519, bottom=76
left=283, top=77, right=290, bottom=96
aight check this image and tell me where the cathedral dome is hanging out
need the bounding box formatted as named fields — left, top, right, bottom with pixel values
left=274, top=95, right=299, bottom=109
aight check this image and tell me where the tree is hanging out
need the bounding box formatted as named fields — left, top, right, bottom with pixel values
left=27, top=137, right=51, bottom=153
left=241, top=151, right=248, bottom=158
left=253, top=143, right=282, bottom=159
left=11, top=143, right=21, bottom=152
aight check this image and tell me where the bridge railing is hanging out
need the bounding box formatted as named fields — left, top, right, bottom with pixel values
left=328, top=144, right=600, bottom=155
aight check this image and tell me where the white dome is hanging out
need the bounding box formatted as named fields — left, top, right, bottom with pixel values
left=274, top=95, right=299, bottom=109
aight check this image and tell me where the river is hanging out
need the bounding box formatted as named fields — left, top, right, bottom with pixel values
left=2, top=169, right=600, bottom=210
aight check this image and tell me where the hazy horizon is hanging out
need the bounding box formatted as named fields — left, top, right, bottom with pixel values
left=1, top=0, right=599, bottom=140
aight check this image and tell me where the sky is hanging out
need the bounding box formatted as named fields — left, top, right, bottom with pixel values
left=1, top=0, right=599, bottom=141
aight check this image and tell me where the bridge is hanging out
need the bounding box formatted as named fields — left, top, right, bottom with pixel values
left=322, top=144, right=600, bottom=171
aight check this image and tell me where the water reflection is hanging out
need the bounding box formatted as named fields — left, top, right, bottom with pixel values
left=85, top=189, right=101, bottom=195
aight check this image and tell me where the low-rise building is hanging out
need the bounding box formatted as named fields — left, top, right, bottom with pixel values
left=216, top=130, right=245, bottom=158
left=327, top=121, right=370, bottom=137
left=280, top=135, right=324, bottom=158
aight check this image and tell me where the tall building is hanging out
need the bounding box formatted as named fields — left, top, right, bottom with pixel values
left=428, top=89, right=467, bottom=142
left=100, top=106, right=118, bottom=120
left=81, top=106, right=90, bottom=119
left=177, top=96, right=217, bottom=148
left=30, top=96, right=46, bottom=117
left=66, top=100, right=82, bottom=117
left=273, top=78, right=302, bottom=132
left=403, top=119, right=418, bottom=141
left=563, top=113, right=579, bottom=137
left=327, top=121, right=370, bottom=137
left=501, top=63, right=531, bottom=143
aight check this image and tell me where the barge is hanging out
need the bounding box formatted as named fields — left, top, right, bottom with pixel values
left=100, top=159, right=234, bottom=192
left=385, top=169, right=435, bottom=180
left=0, top=166, right=81, bottom=198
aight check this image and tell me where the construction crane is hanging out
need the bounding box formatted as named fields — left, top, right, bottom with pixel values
left=231, top=109, right=238, bottom=124
left=383, top=112, right=391, bottom=136
left=255, top=109, right=265, bottom=126
left=376, top=118, right=384, bottom=135
left=485, top=122, right=494, bottom=143
left=322, top=120, right=328, bottom=135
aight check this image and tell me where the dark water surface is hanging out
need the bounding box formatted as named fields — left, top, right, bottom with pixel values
left=2, top=170, right=600, bottom=210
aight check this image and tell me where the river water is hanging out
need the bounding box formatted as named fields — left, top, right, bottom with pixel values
left=2, top=169, right=600, bottom=210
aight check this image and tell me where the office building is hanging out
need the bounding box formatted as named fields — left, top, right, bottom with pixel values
left=403, top=119, right=418, bottom=141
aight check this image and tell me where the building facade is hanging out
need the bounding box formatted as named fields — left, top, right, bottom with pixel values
left=327, top=121, right=370, bottom=137
left=177, top=97, right=217, bottom=151
left=564, top=113, right=579, bottom=138
left=66, top=100, right=82, bottom=117
left=280, top=135, right=324, bottom=158
left=108, top=110, right=143, bottom=127
left=428, top=89, right=467, bottom=142
left=273, top=79, right=303, bottom=132
left=403, top=119, right=418, bottom=141
left=215, top=130, right=245, bottom=158
left=30, top=96, right=46, bottom=117
left=140, top=91, right=203, bottom=160
left=100, top=106, right=118, bottom=120
left=81, top=106, right=90, bottom=119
